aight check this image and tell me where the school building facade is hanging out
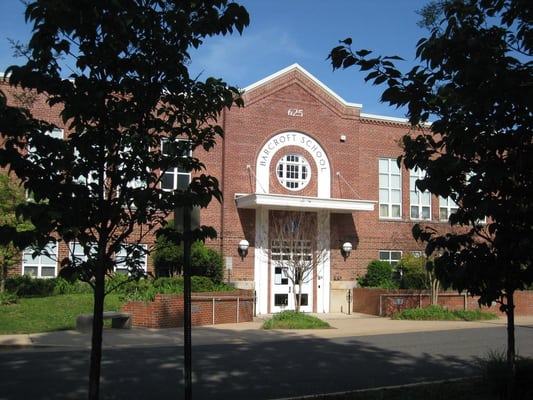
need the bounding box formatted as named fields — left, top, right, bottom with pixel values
left=2, top=64, right=455, bottom=315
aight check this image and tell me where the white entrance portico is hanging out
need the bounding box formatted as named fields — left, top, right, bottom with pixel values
left=234, top=131, right=374, bottom=315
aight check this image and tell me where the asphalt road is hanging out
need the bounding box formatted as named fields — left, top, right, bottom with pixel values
left=1, top=325, right=533, bottom=400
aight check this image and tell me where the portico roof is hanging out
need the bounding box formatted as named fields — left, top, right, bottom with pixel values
left=234, top=193, right=375, bottom=213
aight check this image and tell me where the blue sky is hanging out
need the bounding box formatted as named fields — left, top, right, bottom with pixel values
left=0, top=0, right=429, bottom=118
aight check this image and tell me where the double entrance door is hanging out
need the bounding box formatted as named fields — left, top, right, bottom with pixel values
left=270, top=239, right=313, bottom=313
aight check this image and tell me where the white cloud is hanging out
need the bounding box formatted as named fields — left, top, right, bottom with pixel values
left=189, top=27, right=311, bottom=87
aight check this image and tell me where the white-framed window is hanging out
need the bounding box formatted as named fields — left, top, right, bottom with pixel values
left=379, top=250, right=402, bottom=266
left=161, top=139, right=191, bottom=192
left=271, top=239, right=312, bottom=264
left=410, top=169, right=431, bottom=220
left=276, top=153, right=311, bottom=191
left=26, top=128, right=65, bottom=200
left=68, top=242, right=97, bottom=265
left=114, top=244, right=147, bottom=274
left=22, top=241, right=58, bottom=278
left=439, top=196, right=459, bottom=221
left=114, top=145, right=148, bottom=208
left=379, top=158, right=402, bottom=218
left=28, top=128, right=64, bottom=160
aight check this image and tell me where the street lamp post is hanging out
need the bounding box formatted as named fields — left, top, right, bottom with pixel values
left=182, top=206, right=192, bottom=400
left=175, top=206, right=193, bottom=400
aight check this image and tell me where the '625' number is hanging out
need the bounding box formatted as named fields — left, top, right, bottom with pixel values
left=287, top=108, right=303, bottom=117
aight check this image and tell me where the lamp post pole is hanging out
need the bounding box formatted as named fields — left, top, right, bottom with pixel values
left=175, top=206, right=192, bottom=400
left=183, top=206, right=192, bottom=400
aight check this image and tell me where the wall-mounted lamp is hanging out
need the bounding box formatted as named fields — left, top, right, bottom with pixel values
left=341, top=242, right=352, bottom=261
left=238, top=239, right=249, bottom=260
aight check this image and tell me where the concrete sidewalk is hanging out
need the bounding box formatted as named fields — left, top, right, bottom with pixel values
left=2, top=313, right=532, bottom=350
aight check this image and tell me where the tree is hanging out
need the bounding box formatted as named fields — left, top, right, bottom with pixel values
left=0, top=1, right=249, bottom=399
left=0, top=174, right=33, bottom=293
left=270, top=211, right=329, bottom=312
left=329, top=0, right=532, bottom=396
left=153, top=228, right=224, bottom=284
left=153, top=225, right=183, bottom=278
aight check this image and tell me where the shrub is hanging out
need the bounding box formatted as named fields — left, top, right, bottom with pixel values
left=191, top=243, right=224, bottom=284
left=117, top=276, right=236, bottom=302
left=392, top=305, right=498, bottom=321
left=152, top=233, right=224, bottom=283
left=0, top=291, right=18, bottom=305
left=5, top=275, right=56, bottom=297
left=359, top=260, right=396, bottom=288
left=397, top=254, right=428, bottom=290
left=191, top=275, right=234, bottom=292
left=393, top=305, right=448, bottom=320
left=53, top=277, right=92, bottom=295
left=152, top=230, right=182, bottom=277
left=152, top=277, right=183, bottom=293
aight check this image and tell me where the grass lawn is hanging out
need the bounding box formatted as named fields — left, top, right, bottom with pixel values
left=0, top=293, right=123, bottom=334
left=262, top=310, right=330, bottom=329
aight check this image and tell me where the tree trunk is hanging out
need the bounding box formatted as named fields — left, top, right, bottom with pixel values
left=1, top=261, right=6, bottom=293
left=88, top=269, right=105, bottom=400
left=431, top=279, right=439, bottom=305
left=505, top=291, right=516, bottom=400
left=292, top=282, right=299, bottom=313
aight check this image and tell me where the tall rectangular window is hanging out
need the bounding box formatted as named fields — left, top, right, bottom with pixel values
left=439, top=196, right=458, bottom=221
left=115, top=244, right=147, bottom=274
left=161, top=139, right=191, bottom=191
left=22, top=242, right=58, bottom=278
left=410, top=169, right=431, bottom=220
left=379, top=158, right=401, bottom=218
left=68, top=242, right=97, bottom=265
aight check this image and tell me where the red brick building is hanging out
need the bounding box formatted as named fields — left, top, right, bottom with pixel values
left=2, top=64, right=455, bottom=315
left=200, top=64, right=451, bottom=315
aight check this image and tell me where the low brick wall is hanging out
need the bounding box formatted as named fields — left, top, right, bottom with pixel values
left=353, top=288, right=533, bottom=317
left=121, top=290, right=254, bottom=328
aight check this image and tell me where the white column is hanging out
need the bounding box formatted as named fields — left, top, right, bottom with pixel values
left=254, top=207, right=269, bottom=315
left=316, top=210, right=331, bottom=313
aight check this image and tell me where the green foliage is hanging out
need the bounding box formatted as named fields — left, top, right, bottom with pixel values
left=153, top=237, right=224, bottom=283
left=191, top=275, right=233, bottom=292
left=152, top=232, right=182, bottom=277
left=118, top=276, right=236, bottom=302
left=4, top=275, right=235, bottom=303
left=330, top=0, right=532, bottom=374
left=1, top=0, right=249, bottom=306
left=191, top=242, right=224, bottom=284
left=0, top=174, right=34, bottom=292
left=53, top=277, right=92, bottom=295
left=262, top=310, right=330, bottom=330
left=397, top=254, right=428, bottom=290
left=1, top=1, right=249, bottom=396
left=392, top=305, right=498, bottom=321
left=5, top=275, right=56, bottom=297
left=480, top=351, right=533, bottom=400
left=5, top=276, right=93, bottom=297
left=359, top=260, right=397, bottom=288
left=0, top=291, right=18, bottom=305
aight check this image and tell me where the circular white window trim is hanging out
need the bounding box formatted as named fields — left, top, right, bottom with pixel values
left=276, top=153, right=311, bottom=191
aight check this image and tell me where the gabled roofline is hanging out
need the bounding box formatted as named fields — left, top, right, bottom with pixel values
left=243, top=63, right=363, bottom=110
left=360, top=112, right=409, bottom=124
